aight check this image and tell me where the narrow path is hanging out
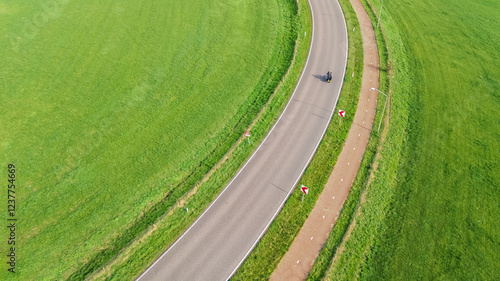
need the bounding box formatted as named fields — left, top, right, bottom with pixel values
left=270, top=0, right=380, bottom=279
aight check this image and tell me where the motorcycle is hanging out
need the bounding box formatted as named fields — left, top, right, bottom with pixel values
left=326, top=71, right=332, bottom=83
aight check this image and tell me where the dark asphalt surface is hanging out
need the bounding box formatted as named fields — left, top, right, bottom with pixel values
left=137, top=0, right=347, bottom=280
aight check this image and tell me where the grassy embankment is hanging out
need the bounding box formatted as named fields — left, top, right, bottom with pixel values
left=326, top=0, right=499, bottom=279
left=0, top=0, right=299, bottom=279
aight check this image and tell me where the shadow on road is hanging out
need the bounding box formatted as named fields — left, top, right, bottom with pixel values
left=313, top=74, right=326, bottom=82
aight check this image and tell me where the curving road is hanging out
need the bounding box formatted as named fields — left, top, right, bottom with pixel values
left=137, top=0, right=347, bottom=280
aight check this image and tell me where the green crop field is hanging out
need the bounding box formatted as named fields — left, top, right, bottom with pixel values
left=0, top=0, right=298, bottom=279
left=326, top=0, right=499, bottom=280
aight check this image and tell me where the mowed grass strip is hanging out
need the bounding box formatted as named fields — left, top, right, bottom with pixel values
left=0, top=0, right=296, bottom=279
left=326, top=0, right=500, bottom=280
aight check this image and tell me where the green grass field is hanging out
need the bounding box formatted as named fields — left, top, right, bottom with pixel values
left=326, top=0, right=499, bottom=279
left=0, top=0, right=297, bottom=279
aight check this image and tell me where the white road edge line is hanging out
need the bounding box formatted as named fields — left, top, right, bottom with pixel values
left=136, top=0, right=348, bottom=279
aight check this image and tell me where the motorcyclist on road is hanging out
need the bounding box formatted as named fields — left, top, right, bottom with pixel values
left=326, top=71, right=332, bottom=83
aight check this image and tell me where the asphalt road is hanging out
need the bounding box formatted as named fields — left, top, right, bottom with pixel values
left=137, top=0, right=347, bottom=280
